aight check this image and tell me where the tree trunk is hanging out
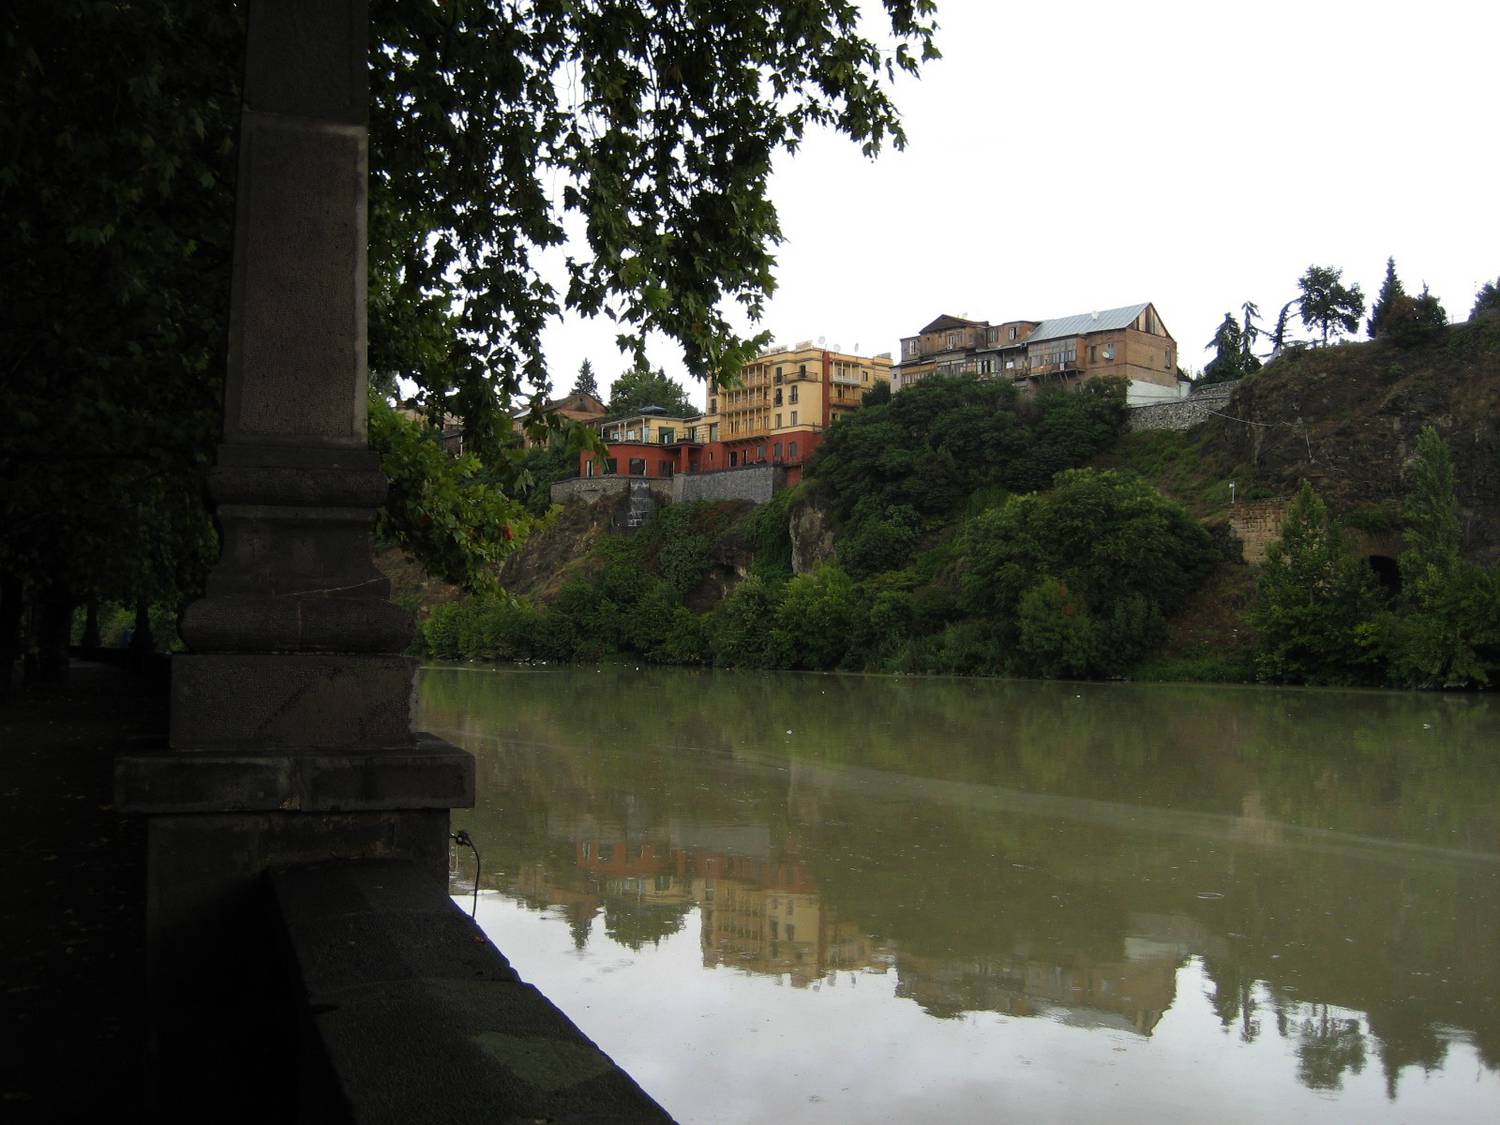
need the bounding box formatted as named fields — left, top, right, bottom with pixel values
left=129, top=596, right=155, bottom=654
left=33, top=584, right=73, bottom=683
left=0, top=572, right=23, bottom=694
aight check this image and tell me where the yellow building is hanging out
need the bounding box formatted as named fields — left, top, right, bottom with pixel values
left=690, top=342, right=893, bottom=481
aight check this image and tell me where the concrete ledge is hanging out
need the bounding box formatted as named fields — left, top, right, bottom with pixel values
left=270, top=861, right=672, bottom=1123
left=116, top=734, right=474, bottom=814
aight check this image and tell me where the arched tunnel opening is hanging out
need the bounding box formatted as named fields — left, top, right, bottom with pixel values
left=1367, top=554, right=1401, bottom=595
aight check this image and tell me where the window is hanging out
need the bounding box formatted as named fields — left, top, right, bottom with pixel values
left=775, top=413, right=781, bottom=428
left=774, top=389, right=782, bottom=405
left=659, top=428, right=674, bottom=444
left=799, top=363, right=807, bottom=377
left=1089, top=345, right=1097, bottom=363
left=628, top=458, right=646, bottom=476
left=729, top=451, right=738, bottom=467
left=862, top=370, right=869, bottom=382
left=1165, top=350, right=1174, bottom=370
left=659, top=460, right=673, bottom=477
left=788, top=441, right=798, bottom=460
left=775, top=366, right=782, bottom=379
left=604, top=458, right=618, bottom=475
left=757, top=445, right=766, bottom=462
left=1103, top=344, right=1115, bottom=360
left=584, top=459, right=594, bottom=478
left=1009, top=326, right=1018, bottom=340
left=790, top=410, right=797, bottom=425
left=709, top=398, right=717, bottom=413
left=790, top=386, right=798, bottom=403
left=773, top=442, right=782, bottom=460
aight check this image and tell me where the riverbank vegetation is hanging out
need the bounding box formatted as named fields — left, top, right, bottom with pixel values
left=422, top=375, right=1232, bottom=678
left=422, top=326, right=1500, bottom=688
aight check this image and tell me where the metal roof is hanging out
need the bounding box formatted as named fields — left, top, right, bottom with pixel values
left=1026, top=303, right=1150, bottom=344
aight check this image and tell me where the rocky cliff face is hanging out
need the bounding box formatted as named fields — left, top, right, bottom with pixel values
left=1201, top=317, right=1500, bottom=560
left=789, top=492, right=837, bottom=575
left=498, top=493, right=634, bottom=599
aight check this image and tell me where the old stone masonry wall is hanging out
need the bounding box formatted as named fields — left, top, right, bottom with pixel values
left=673, top=464, right=784, bottom=504
left=1128, top=382, right=1237, bottom=432
left=549, top=466, right=785, bottom=508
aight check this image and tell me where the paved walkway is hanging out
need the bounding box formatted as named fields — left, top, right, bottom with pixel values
left=1, top=660, right=163, bottom=1119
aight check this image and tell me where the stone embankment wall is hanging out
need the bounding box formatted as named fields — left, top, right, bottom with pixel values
left=1227, top=499, right=1290, bottom=563
left=550, top=476, right=673, bottom=506
left=550, top=464, right=785, bottom=508
left=1128, top=382, right=1237, bottom=432
left=674, top=464, right=784, bottom=504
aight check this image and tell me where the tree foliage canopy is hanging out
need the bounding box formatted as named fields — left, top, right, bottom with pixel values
left=960, top=469, right=1218, bottom=676
left=367, top=0, right=939, bottom=447
left=1469, top=277, right=1500, bottom=322
left=607, top=367, right=697, bottom=418
left=809, top=374, right=1129, bottom=527
left=1297, top=265, right=1365, bottom=346
left=1201, top=312, right=1260, bottom=385
left=1, top=0, right=939, bottom=623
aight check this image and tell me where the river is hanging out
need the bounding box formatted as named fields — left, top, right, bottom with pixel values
left=416, top=665, right=1500, bottom=1124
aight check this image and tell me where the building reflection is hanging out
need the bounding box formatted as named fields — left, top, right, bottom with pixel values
left=475, top=819, right=1218, bottom=1034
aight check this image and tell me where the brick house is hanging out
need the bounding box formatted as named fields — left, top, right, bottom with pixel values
left=893, top=303, right=1187, bottom=403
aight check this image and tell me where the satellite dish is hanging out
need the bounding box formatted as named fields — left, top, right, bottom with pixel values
left=817, top=336, right=826, bottom=346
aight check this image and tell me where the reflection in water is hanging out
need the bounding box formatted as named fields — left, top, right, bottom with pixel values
left=423, top=665, right=1500, bottom=1123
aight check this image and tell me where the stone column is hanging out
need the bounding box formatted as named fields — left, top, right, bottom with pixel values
left=117, top=1, right=472, bottom=1108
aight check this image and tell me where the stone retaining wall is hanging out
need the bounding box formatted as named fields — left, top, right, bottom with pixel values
left=550, top=475, right=673, bottom=506
left=270, top=860, right=671, bottom=1122
left=1127, top=382, right=1237, bottom=432
left=550, top=465, right=786, bottom=508
left=673, top=464, right=784, bottom=504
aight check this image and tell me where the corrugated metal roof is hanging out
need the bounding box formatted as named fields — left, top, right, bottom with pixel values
left=1026, top=303, right=1150, bottom=344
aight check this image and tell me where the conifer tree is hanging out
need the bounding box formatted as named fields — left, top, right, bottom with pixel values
left=1367, top=257, right=1406, bottom=338
left=571, top=359, right=600, bottom=399
left=1269, top=300, right=1297, bottom=355
left=1201, top=313, right=1245, bottom=385
left=1471, top=278, right=1500, bottom=321
left=1250, top=481, right=1380, bottom=684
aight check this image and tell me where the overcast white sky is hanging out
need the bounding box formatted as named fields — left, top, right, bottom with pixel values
left=540, top=0, right=1499, bottom=409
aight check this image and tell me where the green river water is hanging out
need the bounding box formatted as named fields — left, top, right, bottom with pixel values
left=417, top=664, right=1500, bottom=1124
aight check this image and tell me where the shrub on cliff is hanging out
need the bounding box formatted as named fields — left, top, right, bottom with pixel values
left=960, top=469, right=1214, bottom=677
left=1248, top=482, right=1383, bottom=685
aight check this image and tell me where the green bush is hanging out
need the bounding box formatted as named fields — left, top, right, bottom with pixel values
left=652, top=607, right=711, bottom=665
left=772, top=566, right=863, bottom=670
left=708, top=575, right=786, bottom=668
left=960, top=469, right=1216, bottom=677
left=423, top=602, right=465, bottom=659
left=1016, top=577, right=1096, bottom=678
left=1249, top=482, right=1383, bottom=685
left=838, top=501, right=919, bottom=579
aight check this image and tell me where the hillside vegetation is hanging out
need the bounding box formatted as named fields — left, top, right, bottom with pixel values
left=419, top=317, right=1500, bottom=688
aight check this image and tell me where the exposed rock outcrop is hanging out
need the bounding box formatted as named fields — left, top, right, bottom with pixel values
left=789, top=492, right=837, bottom=575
